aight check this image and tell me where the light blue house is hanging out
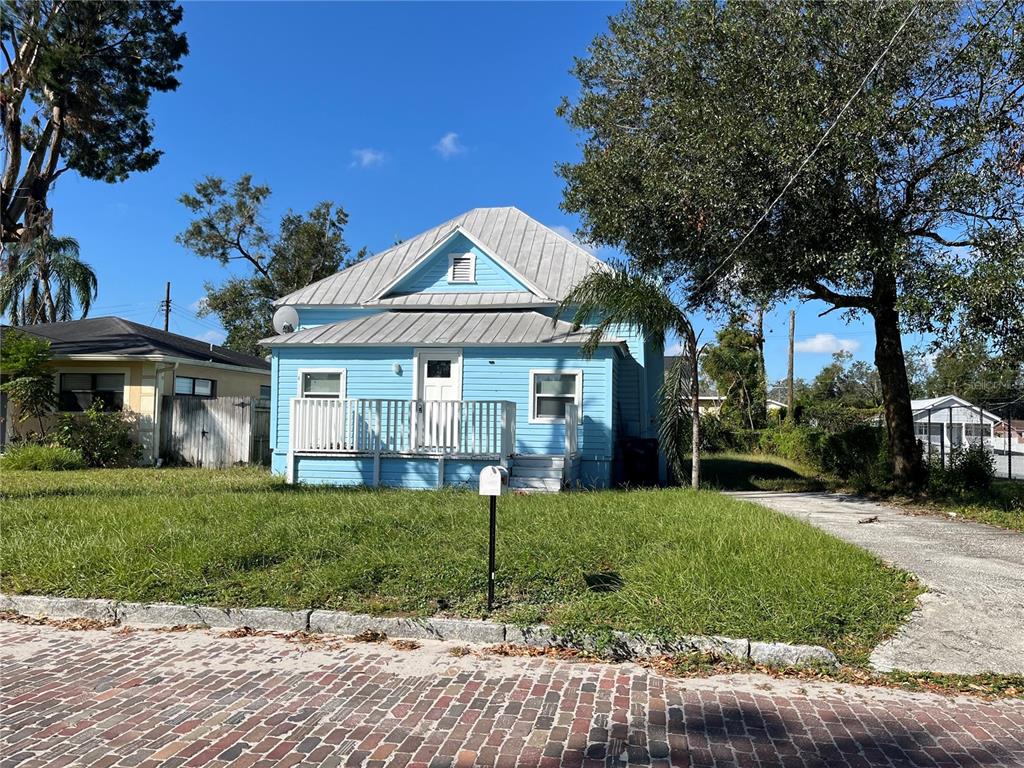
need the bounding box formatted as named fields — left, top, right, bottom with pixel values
left=262, top=207, right=663, bottom=490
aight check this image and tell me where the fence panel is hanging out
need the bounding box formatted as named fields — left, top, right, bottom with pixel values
left=160, top=395, right=270, bottom=468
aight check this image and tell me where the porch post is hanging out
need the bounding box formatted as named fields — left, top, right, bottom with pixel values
left=373, top=400, right=382, bottom=487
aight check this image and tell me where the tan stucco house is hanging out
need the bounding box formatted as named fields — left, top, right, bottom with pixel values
left=2, top=317, right=270, bottom=463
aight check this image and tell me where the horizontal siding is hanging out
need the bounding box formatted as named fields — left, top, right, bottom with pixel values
left=290, top=455, right=493, bottom=489
left=271, top=345, right=615, bottom=464
left=462, top=347, right=613, bottom=459
left=271, top=347, right=416, bottom=452
left=390, top=235, right=527, bottom=294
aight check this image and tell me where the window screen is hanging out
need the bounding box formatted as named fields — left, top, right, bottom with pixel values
left=302, top=371, right=343, bottom=398
left=174, top=376, right=216, bottom=397
left=59, top=373, right=125, bottom=412
left=531, top=372, right=580, bottom=421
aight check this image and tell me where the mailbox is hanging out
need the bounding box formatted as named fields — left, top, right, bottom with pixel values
left=479, top=465, right=507, bottom=496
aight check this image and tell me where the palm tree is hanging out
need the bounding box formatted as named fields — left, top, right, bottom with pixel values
left=1, top=236, right=98, bottom=324
left=557, top=269, right=704, bottom=488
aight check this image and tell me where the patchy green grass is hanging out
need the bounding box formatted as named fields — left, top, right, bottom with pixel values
left=697, top=452, right=831, bottom=492
left=0, top=467, right=920, bottom=664
left=899, top=481, right=1024, bottom=533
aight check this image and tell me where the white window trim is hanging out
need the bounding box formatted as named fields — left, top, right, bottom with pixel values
left=296, top=368, right=347, bottom=399
left=447, top=252, right=476, bottom=284
left=529, top=369, right=583, bottom=424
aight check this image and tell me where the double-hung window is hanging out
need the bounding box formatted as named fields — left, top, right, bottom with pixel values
left=299, top=370, right=346, bottom=399
left=174, top=376, right=216, bottom=397
left=529, top=370, right=582, bottom=422
left=59, top=373, right=125, bottom=412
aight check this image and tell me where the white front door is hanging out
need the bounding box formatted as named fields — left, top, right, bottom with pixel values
left=414, top=349, right=462, bottom=451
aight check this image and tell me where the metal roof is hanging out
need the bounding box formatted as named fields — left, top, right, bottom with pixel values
left=275, top=207, right=608, bottom=307
left=368, top=291, right=554, bottom=308
left=5, top=317, right=270, bottom=370
left=260, top=311, right=623, bottom=348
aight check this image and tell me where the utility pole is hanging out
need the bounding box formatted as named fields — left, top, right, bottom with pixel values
left=161, top=282, right=171, bottom=332
left=786, top=309, right=795, bottom=423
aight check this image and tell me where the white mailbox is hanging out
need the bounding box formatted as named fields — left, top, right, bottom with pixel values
left=479, top=465, right=507, bottom=496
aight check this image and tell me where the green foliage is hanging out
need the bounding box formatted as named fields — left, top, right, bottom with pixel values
left=1, top=235, right=98, bottom=324
left=701, top=314, right=767, bottom=429
left=0, top=443, right=85, bottom=471
left=558, top=0, right=1024, bottom=486
left=927, top=445, right=996, bottom=496
left=0, top=329, right=56, bottom=437
left=177, top=175, right=363, bottom=355
left=50, top=403, right=141, bottom=468
left=758, top=423, right=889, bottom=489
left=2, top=1, right=188, bottom=242
left=555, top=268, right=702, bottom=487
left=923, top=339, right=1023, bottom=404
left=0, top=467, right=920, bottom=663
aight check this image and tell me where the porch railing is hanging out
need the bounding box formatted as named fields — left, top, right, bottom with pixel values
left=290, top=398, right=516, bottom=459
left=565, top=403, right=579, bottom=459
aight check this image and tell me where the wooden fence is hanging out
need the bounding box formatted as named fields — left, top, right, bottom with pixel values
left=159, top=396, right=270, bottom=468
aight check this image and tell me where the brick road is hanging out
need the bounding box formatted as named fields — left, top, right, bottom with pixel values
left=2, top=622, right=1023, bottom=768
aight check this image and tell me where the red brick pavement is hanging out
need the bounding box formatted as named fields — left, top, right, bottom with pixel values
left=1, top=622, right=1023, bottom=768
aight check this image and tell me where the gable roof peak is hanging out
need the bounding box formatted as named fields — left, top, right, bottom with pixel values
left=275, top=206, right=608, bottom=307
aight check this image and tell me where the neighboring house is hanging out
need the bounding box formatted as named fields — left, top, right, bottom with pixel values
left=261, top=206, right=664, bottom=491
left=994, top=419, right=1024, bottom=454
left=2, top=317, right=270, bottom=462
left=911, top=395, right=1005, bottom=453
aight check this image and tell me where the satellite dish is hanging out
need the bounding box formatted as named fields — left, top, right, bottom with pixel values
left=272, top=305, right=299, bottom=334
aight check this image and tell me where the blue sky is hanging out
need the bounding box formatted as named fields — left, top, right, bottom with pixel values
left=46, top=1, right=922, bottom=383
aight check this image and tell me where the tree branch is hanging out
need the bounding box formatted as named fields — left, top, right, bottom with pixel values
left=907, top=229, right=977, bottom=248
left=802, top=281, right=872, bottom=310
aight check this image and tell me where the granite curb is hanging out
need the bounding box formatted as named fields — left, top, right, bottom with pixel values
left=0, top=592, right=838, bottom=668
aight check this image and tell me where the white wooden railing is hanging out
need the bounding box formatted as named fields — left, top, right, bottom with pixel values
left=290, top=398, right=516, bottom=459
left=564, top=403, right=579, bottom=459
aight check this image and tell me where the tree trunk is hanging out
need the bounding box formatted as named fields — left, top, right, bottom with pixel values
left=871, top=287, right=923, bottom=490
left=687, top=328, right=701, bottom=489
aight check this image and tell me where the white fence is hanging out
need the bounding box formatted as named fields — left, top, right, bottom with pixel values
left=159, top=396, right=270, bottom=468
left=290, top=398, right=517, bottom=459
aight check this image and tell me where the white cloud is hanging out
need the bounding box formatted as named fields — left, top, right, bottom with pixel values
left=433, top=131, right=465, bottom=159
left=665, top=340, right=685, bottom=357
left=550, top=224, right=598, bottom=256
left=197, top=329, right=226, bottom=345
left=188, top=297, right=208, bottom=314
left=794, top=333, right=861, bottom=354
left=350, top=148, right=386, bottom=168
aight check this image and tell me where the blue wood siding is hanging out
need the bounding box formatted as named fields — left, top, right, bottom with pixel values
left=271, top=345, right=615, bottom=478
left=388, top=234, right=528, bottom=294
left=291, top=455, right=492, bottom=488
left=461, top=347, right=613, bottom=460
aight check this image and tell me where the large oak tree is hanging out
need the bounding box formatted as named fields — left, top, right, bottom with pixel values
left=1, top=0, right=188, bottom=243
left=558, top=0, right=1023, bottom=488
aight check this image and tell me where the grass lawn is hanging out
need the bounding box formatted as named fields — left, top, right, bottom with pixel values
left=697, top=452, right=829, bottom=492
left=908, top=481, right=1024, bottom=533
left=0, top=468, right=920, bottom=664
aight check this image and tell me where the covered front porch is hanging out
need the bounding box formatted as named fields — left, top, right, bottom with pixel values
left=286, top=397, right=579, bottom=489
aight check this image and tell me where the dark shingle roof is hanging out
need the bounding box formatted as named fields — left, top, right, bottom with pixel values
left=7, top=317, right=269, bottom=370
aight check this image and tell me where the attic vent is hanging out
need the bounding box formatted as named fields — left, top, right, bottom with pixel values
left=448, top=253, right=476, bottom=283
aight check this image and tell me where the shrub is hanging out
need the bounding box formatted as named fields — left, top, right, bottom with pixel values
left=50, top=402, right=142, bottom=468
left=0, top=443, right=86, bottom=471
left=928, top=444, right=995, bottom=495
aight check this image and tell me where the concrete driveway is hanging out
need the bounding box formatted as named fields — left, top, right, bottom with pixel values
left=728, top=491, right=1024, bottom=675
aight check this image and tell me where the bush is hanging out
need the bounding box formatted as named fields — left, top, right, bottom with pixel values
left=758, top=423, right=890, bottom=487
left=928, top=444, right=995, bottom=495
left=0, top=443, right=86, bottom=471
left=50, top=402, right=142, bottom=468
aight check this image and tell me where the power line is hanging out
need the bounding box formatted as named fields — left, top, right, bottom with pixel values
left=695, top=2, right=920, bottom=295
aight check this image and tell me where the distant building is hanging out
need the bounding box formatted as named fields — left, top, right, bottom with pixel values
left=1, top=317, right=270, bottom=462
left=911, top=395, right=1008, bottom=452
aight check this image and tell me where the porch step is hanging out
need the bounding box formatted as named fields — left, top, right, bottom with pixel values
left=508, top=476, right=562, bottom=493
left=509, top=454, right=565, bottom=493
